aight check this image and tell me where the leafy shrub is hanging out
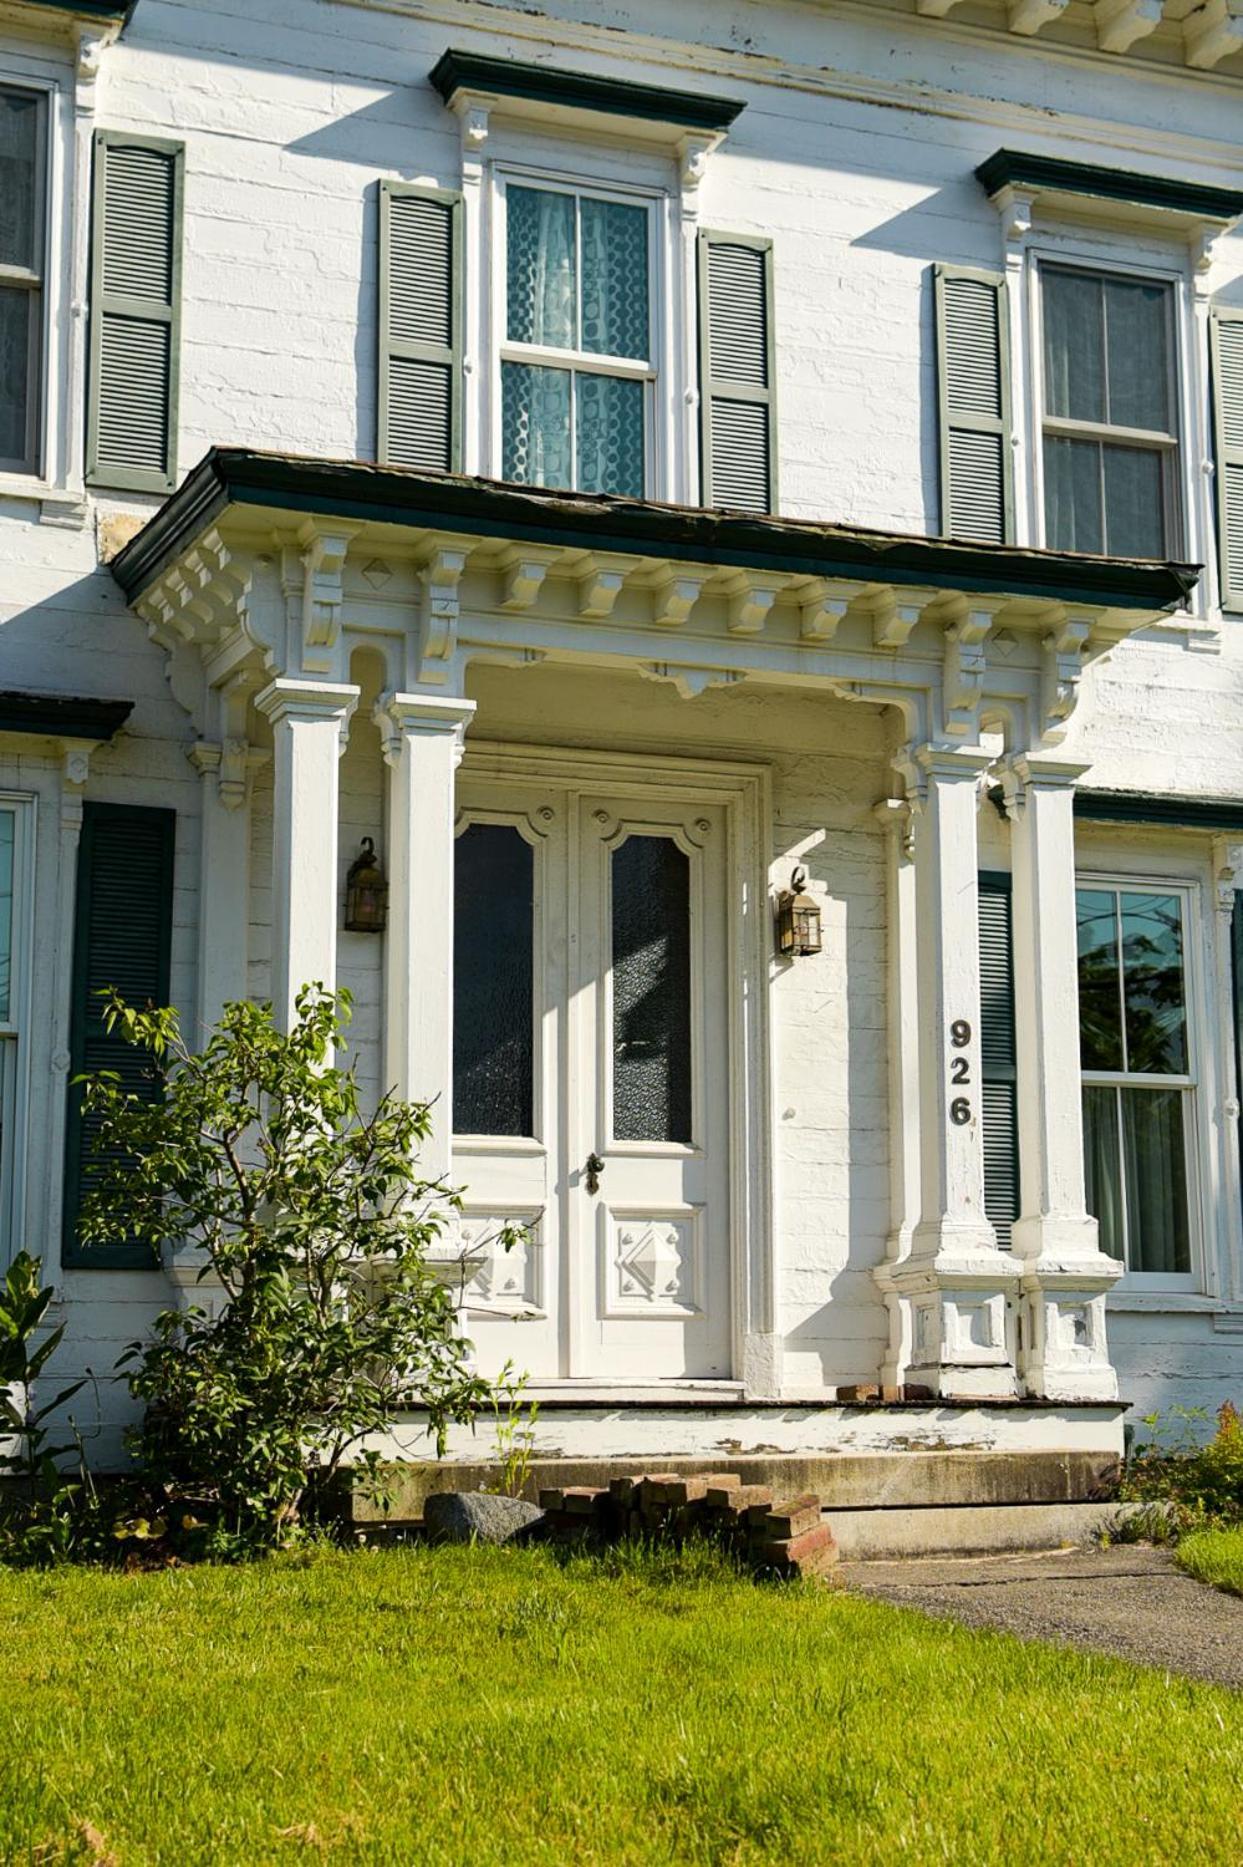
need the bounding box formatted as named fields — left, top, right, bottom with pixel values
left=0, top=1252, right=107, bottom=1565
left=1120, top=1401, right=1243, bottom=1537
left=77, top=986, right=507, bottom=1555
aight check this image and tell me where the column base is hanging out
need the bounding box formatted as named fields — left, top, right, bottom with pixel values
left=877, top=1236, right=1022, bottom=1401
left=1017, top=1265, right=1123, bottom=1403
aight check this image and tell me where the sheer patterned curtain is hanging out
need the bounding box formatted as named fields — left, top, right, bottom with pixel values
left=507, top=186, right=575, bottom=349
left=580, top=198, right=648, bottom=360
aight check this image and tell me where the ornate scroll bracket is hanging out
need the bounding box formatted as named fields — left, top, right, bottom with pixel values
left=939, top=602, right=996, bottom=738
left=416, top=539, right=471, bottom=683
left=1040, top=610, right=1095, bottom=747
left=283, top=521, right=361, bottom=676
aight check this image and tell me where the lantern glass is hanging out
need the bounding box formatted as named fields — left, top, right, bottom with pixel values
left=776, top=868, right=821, bottom=958
left=345, top=837, right=388, bottom=933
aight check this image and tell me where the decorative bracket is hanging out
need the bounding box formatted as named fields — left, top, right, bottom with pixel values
left=1040, top=610, right=1095, bottom=746
left=1185, top=0, right=1243, bottom=70
left=416, top=538, right=471, bottom=683
left=720, top=572, right=782, bottom=636
left=940, top=603, right=996, bottom=737
left=285, top=521, right=360, bottom=676
left=793, top=578, right=860, bottom=643
left=647, top=569, right=708, bottom=629
left=873, top=794, right=916, bottom=862
left=1212, top=837, right=1243, bottom=918
left=570, top=554, right=640, bottom=621
left=499, top=546, right=560, bottom=613
left=871, top=590, right=925, bottom=650
left=678, top=132, right=721, bottom=192
left=1008, top=0, right=1070, bottom=33
left=1096, top=0, right=1163, bottom=53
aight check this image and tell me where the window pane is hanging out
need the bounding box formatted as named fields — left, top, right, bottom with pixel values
left=502, top=361, right=572, bottom=489
left=1044, top=436, right=1103, bottom=555
left=0, top=88, right=39, bottom=272
left=506, top=186, right=575, bottom=350
left=577, top=374, right=644, bottom=498
left=1077, top=890, right=1124, bottom=1073
left=612, top=835, right=691, bottom=1144
left=1104, top=278, right=1169, bottom=433
left=580, top=198, right=648, bottom=360
left=1102, top=445, right=1165, bottom=559
left=453, top=824, right=534, bottom=1137
left=1083, top=1085, right=1124, bottom=1261
left=1121, top=1087, right=1190, bottom=1274
left=0, top=285, right=32, bottom=466
left=1121, top=891, right=1187, bottom=1075
left=0, top=810, right=13, bottom=1024
left=1043, top=271, right=1104, bottom=423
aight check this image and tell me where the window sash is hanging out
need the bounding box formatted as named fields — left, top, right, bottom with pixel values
left=0, top=84, right=46, bottom=477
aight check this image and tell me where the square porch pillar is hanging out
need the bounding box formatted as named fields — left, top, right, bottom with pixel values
left=881, top=744, right=1021, bottom=1399
left=1002, top=755, right=1122, bottom=1400
left=256, top=678, right=359, bottom=1030
left=375, top=693, right=476, bottom=1185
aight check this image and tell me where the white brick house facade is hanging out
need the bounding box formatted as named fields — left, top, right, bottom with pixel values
left=2, top=0, right=1241, bottom=1486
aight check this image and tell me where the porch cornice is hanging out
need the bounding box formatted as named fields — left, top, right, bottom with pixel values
left=111, top=448, right=1198, bottom=616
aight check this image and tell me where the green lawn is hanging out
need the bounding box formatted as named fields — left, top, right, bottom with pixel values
left=1177, top=1526, right=1243, bottom=1598
left=1, top=1543, right=1240, bottom=1865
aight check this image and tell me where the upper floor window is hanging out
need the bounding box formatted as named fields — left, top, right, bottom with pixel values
left=499, top=180, right=652, bottom=499
left=1077, top=881, right=1195, bottom=1283
left=0, top=84, right=46, bottom=476
left=1041, top=265, right=1179, bottom=560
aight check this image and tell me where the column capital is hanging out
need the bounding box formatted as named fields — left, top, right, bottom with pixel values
left=913, top=741, right=993, bottom=780
left=374, top=692, right=476, bottom=770
left=997, top=752, right=1092, bottom=817
left=255, top=678, right=359, bottom=725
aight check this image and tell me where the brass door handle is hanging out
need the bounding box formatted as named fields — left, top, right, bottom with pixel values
left=585, top=1152, right=605, bottom=1194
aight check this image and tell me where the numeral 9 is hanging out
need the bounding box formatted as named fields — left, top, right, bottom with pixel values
left=950, top=1019, right=972, bottom=1048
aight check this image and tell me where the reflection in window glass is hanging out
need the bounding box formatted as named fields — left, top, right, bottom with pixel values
left=612, top=836, right=691, bottom=1144
left=453, top=824, right=534, bottom=1138
left=1076, top=883, right=1192, bottom=1277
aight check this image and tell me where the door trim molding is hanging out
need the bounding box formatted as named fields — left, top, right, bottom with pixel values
left=459, top=738, right=778, bottom=1395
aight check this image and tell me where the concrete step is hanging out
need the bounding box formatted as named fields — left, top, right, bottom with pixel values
left=828, top=1500, right=1149, bottom=1560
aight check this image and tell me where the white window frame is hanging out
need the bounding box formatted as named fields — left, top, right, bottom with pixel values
left=0, top=79, right=48, bottom=476
left=1036, top=258, right=1183, bottom=560
left=1076, top=870, right=1203, bottom=1293
left=0, top=39, right=80, bottom=511
left=1004, top=217, right=1215, bottom=624
left=0, top=796, right=35, bottom=1266
left=489, top=167, right=664, bottom=501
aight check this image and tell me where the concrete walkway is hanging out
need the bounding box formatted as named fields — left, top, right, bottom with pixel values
left=839, top=1545, right=1243, bottom=1689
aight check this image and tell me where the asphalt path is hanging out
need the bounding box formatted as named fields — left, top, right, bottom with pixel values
left=839, top=1545, right=1243, bottom=1689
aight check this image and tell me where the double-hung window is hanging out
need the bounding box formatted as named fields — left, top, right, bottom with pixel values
left=1041, top=265, right=1179, bottom=560
left=0, top=802, right=29, bottom=1258
left=0, top=83, right=46, bottom=476
left=1077, top=882, right=1195, bottom=1281
left=500, top=180, right=653, bottom=499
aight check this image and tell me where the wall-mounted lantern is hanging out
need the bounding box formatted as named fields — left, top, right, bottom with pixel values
left=775, top=865, right=822, bottom=958
left=345, top=837, right=388, bottom=933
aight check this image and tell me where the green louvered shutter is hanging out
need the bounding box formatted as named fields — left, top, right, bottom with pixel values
left=979, top=872, right=1019, bottom=1248
left=1234, top=892, right=1243, bottom=1226
left=1210, top=308, right=1243, bottom=612
left=87, top=133, right=183, bottom=493
left=378, top=181, right=463, bottom=471
left=62, top=804, right=175, bottom=1268
left=698, top=231, right=777, bottom=513
left=935, top=265, right=1014, bottom=544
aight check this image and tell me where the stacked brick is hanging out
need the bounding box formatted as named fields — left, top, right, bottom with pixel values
left=536, top=1472, right=838, bottom=1580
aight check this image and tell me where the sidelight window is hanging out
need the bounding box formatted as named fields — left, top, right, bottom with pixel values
left=1076, top=882, right=1195, bottom=1280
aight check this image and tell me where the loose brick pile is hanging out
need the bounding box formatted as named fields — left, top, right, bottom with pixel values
left=537, top=1472, right=838, bottom=1580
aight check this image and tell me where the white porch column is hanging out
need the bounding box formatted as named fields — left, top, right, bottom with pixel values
left=375, top=692, right=476, bottom=1185
left=1004, top=755, right=1122, bottom=1399
left=872, top=798, right=922, bottom=1391
left=885, top=744, right=1021, bottom=1399
left=255, top=678, right=358, bottom=1030
left=187, top=735, right=263, bottom=1039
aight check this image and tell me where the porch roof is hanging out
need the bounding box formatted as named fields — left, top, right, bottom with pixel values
left=112, top=447, right=1199, bottom=615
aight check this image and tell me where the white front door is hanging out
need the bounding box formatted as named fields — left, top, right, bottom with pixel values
left=452, top=763, right=732, bottom=1383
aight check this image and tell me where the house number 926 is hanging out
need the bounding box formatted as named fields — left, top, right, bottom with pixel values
left=949, top=1019, right=972, bottom=1126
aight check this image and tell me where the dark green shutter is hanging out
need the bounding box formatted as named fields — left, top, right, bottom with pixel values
left=698, top=231, right=777, bottom=513
left=979, top=872, right=1019, bottom=1248
left=1210, top=307, right=1243, bottom=612
left=87, top=132, right=183, bottom=493
left=1234, top=892, right=1243, bottom=1226
left=62, top=804, right=175, bottom=1268
left=934, top=264, right=1014, bottom=544
left=378, top=181, right=463, bottom=471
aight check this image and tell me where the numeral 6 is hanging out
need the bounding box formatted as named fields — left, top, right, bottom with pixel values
left=950, top=1097, right=972, bottom=1126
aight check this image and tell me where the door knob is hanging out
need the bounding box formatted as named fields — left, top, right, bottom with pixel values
left=584, top=1152, right=605, bottom=1194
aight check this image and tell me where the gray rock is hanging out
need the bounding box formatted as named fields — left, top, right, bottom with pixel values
left=423, top=1490, right=545, bottom=1545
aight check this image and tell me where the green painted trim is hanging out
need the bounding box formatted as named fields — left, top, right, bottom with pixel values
left=1210, top=306, right=1243, bottom=614
left=111, top=448, right=1201, bottom=613
left=975, top=151, right=1243, bottom=226
left=12, top=0, right=132, bottom=19
left=698, top=230, right=778, bottom=512
left=0, top=691, right=132, bottom=739
left=429, top=48, right=744, bottom=135
left=377, top=181, right=463, bottom=473
left=934, top=263, right=1015, bottom=546
left=978, top=871, right=1020, bottom=1245
left=1074, top=791, right=1243, bottom=831
left=61, top=802, right=174, bottom=1271
left=86, top=131, right=184, bottom=496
